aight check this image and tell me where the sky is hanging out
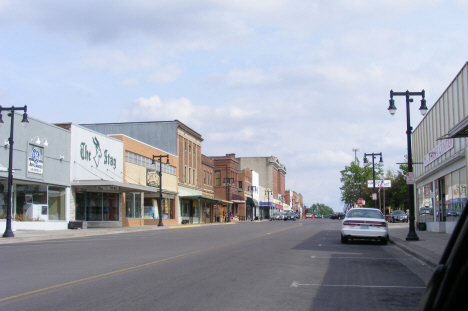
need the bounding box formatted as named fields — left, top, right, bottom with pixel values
left=1, top=0, right=468, bottom=211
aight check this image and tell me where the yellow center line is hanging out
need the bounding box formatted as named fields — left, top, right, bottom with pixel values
left=0, top=222, right=301, bottom=303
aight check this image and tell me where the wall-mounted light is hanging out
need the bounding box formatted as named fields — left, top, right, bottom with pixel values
left=30, top=136, right=48, bottom=146
left=59, top=155, right=64, bottom=162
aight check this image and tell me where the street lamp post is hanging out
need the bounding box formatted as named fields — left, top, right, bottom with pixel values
left=388, top=89, right=428, bottom=241
left=265, top=189, right=272, bottom=218
left=248, top=186, right=257, bottom=221
left=223, top=178, right=234, bottom=222
left=0, top=105, right=29, bottom=238
left=152, top=154, right=170, bottom=227
left=363, top=153, right=383, bottom=209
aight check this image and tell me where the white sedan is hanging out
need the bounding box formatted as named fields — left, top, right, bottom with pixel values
left=341, top=208, right=388, bottom=245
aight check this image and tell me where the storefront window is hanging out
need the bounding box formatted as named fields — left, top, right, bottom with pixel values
left=419, top=182, right=433, bottom=223
left=87, top=192, right=103, bottom=221
left=75, top=190, right=119, bottom=221
left=449, top=170, right=461, bottom=222
left=143, top=197, right=157, bottom=219
left=0, top=180, right=7, bottom=219
left=161, top=198, right=175, bottom=219
left=181, top=199, right=190, bottom=217
left=125, top=192, right=141, bottom=219
left=16, top=185, right=47, bottom=221
left=76, top=192, right=86, bottom=221
left=104, top=192, right=119, bottom=221
left=460, top=168, right=467, bottom=213
left=48, top=187, right=66, bottom=220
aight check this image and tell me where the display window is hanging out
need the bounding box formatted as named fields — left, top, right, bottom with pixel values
left=75, top=190, right=119, bottom=222
left=125, top=192, right=142, bottom=219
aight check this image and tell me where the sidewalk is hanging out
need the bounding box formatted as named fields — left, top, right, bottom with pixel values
left=0, top=222, right=230, bottom=245
left=388, top=222, right=451, bottom=270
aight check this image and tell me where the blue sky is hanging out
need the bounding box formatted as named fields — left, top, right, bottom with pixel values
left=1, top=0, right=468, bottom=210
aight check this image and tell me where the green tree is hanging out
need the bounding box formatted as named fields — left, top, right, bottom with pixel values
left=340, top=158, right=383, bottom=206
left=382, top=156, right=409, bottom=211
left=308, top=203, right=334, bottom=216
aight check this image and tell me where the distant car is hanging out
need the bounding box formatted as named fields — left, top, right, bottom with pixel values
left=305, top=213, right=313, bottom=219
left=269, top=212, right=282, bottom=221
left=420, top=207, right=431, bottom=215
left=315, top=214, right=322, bottom=219
left=341, top=208, right=388, bottom=245
left=389, top=210, right=408, bottom=223
left=295, top=212, right=300, bottom=219
left=446, top=208, right=461, bottom=217
left=283, top=211, right=296, bottom=221
left=330, top=212, right=345, bottom=220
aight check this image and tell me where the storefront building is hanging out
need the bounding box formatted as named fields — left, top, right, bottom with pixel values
left=237, top=156, right=287, bottom=219
left=110, top=134, right=179, bottom=226
left=1, top=115, right=71, bottom=231
left=413, top=62, right=468, bottom=233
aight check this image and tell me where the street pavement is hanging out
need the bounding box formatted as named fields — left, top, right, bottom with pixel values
left=1, top=220, right=451, bottom=271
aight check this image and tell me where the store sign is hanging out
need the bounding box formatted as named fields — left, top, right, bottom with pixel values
left=96, top=186, right=120, bottom=191
left=423, top=139, right=454, bottom=166
left=80, top=136, right=117, bottom=170
left=367, top=180, right=391, bottom=188
left=146, top=169, right=160, bottom=187
left=28, top=146, right=44, bottom=175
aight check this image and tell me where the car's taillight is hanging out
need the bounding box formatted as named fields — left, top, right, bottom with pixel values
left=371, top=221, right=387, bottom=227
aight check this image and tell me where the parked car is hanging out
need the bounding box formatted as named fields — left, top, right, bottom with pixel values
left=283, top=211, right=296, bottom=221
left=305, top=213, right=313, bottom=219
left=341, top=208, right=388, bottom=245
left=315, top=214, right=322, bottom=219
left=417, top=202, right=468, bottom=310
left=269, top=212, right=282, bottom=221
left=295, top=212, right=300, bottom=219
left=389, top=210, right=408, bottom=223
left=446, top=208, right=461, bottom=217
left=420, top=207, right=431, bottom=215
left=330, top=212, right=345, bottom=220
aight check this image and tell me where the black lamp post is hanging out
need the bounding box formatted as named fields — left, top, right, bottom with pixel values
left=223, top=177, right=234, bottom=222
left=363, top=153, right=383, bottom=209
left=0, top=105, right=29, bottom=238
left=265, top=189, right=272, bottom=218
left=248, top=186, right=257, bottom=221
left=152, top=154, right=170, bottom=227
left=388, top=90, right=428, bottom=241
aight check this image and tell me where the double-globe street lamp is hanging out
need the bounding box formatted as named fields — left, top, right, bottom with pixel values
left=223, top=178, right=234, bottom=222
left=248, top=185, right=257, bottom=221
left=363, top=153, right=383, bottom=210
left=0, top=105, right=29, bottom=238
left=388, top=90, right=428, bottom=241
left=152, top=154, right=170, bottom=227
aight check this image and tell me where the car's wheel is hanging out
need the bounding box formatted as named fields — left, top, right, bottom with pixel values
left=380, top=237, right=388, bottom=245
left=341, top=234, right=348, bottom=244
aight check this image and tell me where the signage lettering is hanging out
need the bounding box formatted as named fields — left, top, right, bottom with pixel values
left=80, top=137, right=117, bottom=170
left=423, top=139, right=454, bottom=166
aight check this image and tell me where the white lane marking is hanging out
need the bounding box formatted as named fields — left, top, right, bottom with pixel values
left=291, top=282, right=425, bottom=289
left=310, top=256, right=413, bottom=260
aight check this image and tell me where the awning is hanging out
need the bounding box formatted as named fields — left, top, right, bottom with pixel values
left=72, top=180, right=171, bottom=194
left=259, top=201, right=276, bottom=207
left=246, top=197, right=258, bottom=207
left=276, top=204, right=283, bottom=209
left=180, top=195, right=223, bottom=202
left=444, top=115, right=468, bottom=138
left=230, top=193, right=245, bottom=203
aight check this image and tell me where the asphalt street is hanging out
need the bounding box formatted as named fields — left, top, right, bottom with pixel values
left=0, top=219, right=432, bottom=311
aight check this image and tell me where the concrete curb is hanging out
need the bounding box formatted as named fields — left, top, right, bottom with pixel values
left=389, top=236, right=440, bottom=270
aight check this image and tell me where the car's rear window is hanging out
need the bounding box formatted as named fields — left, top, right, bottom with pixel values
left=346, top=209, right=383, bottom=219
left=393, top=211, right=406, bottom=215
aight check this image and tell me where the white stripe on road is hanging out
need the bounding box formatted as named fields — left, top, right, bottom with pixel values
left=310, top=256, right=413, bottom=260
left=291, top=281, right=425, bottom=289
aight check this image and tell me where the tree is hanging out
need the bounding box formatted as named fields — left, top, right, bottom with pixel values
left=340, top=158, right=384, bottom=207
left=308, top=203, right=334, bottom=216
left=382, top=156, right=409, bottom=211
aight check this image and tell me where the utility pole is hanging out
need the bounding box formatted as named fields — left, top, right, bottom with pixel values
left=352, top=148, right=360, bottom=165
